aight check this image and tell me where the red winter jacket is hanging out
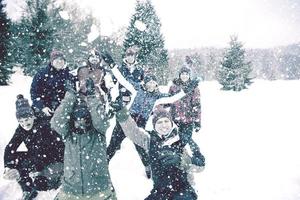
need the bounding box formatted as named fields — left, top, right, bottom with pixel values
left=169, top=78, right=201, bottom=125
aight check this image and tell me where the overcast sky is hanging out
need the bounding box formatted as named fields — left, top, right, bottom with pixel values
left=5, top=0, right=300, bottom=49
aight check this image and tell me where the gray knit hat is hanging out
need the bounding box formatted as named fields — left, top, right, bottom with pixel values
left=50, top=50, right=65, bottom=63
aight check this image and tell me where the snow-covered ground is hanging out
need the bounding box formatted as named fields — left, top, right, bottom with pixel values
left=0, top=71, right=300, bottom=200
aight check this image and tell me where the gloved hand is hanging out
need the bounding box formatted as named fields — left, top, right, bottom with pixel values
left=110, top=95, right=128, bottom=112
left=3, top=168, right=20, bottom=180
left=158, top=150, right=182, bottom=168
left=194, top=122, right=201, bottom=133
left=86, top=78, right=95, bottom=96
left=101, top=52, right=115, bottom=68
left=182, top=79, right=199, bottom=94
left=191, top=151, right=205, bottom=167
left=64, top=79, right=77, bottom=95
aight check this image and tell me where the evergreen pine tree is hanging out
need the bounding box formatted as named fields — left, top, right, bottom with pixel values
left=217, top=35, right=253, bottom=91
left=123, top=0, right=168, bottom=83
left=0, top=0, right=12, bottom=85
left=10, top=0, right=55, bottom=76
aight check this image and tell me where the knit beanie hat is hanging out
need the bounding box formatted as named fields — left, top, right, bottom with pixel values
left=125, top=46, right=139, bottom=57
left=15, top=94, right=34, bottom=119
left=152, top=107, right=172, bottom=126
left=179, top=66, right=191, bottom=76
left=50, top=50, right=65, bottom=63
left=144, top=74, right=157, bottom=84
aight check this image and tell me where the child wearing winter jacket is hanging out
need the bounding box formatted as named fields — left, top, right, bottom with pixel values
left=51, top=79, right=119, bottom=200
left=115, top=106, right=204, bottom=200
left=3, top=95, right=64, bottom=200
left=169, top=66, right=205, bottom=166
left=30, top=50, right=76, bottom=120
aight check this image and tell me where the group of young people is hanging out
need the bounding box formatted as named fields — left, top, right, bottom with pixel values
left=3, top=47, right=205, bottom=200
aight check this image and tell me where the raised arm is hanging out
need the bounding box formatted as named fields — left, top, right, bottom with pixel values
left=153, top=90, right=186, bottom=107
left=50, top=92, right=76, bottom=139
left=116, top=108, right=150, bottom=151
left=110, top=66, right=137, bottom=109
left=86, top=94, right=110, bottom=136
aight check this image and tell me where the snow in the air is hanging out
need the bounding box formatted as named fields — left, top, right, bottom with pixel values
left=0, top=70, right=300, bottom=200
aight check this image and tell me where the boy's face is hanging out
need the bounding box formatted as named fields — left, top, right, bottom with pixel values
left=125, top=54, right=135, bottom=65
left=145, top=80, right=157, bottom=92
left=52, top=57, right=65, bottom=70
left=18, top=117, right=35, bottom=131
left=180, top=72, right=190, bottom=83
left=88, top=55, right=100, bottom=65
left=154, top=117, right=172, bottom=136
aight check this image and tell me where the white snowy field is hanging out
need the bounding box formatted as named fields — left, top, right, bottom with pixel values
left=0, top=71, right=300, bottom=200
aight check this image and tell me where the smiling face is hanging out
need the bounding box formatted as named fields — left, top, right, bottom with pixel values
left=18, top=117, right=35, bottom=131
left=154, top=117, right=173, bottom=136
left=51, top=57, right=65, bottom=70
left=180, top=72, right=190, bottom=83
left=125, top=54, right=136, bottom=65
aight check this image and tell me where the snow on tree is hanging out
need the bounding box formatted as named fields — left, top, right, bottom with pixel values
left=8, top=0, right=120, bottom=74
left=49, top=3, right=95, bottom=68
left=217, top=35, right=253, bottom=91
left=9, top=0, right=55, bottom=76
left=0, top=0, right=12, bottom=85
left=123, top=0, right=169, bottom=83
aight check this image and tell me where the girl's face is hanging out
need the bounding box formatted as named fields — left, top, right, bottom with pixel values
left=180, top=72, right=190, bottom=83
left=18, top=117, right=35, bottom=131
left=52, top=58, right=65, bottom=70
left=145, top=80, right=157, bottom=92
left=154, top=117, right=172, bottom=136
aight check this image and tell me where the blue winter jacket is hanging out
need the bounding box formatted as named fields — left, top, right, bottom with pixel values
left=30, top=63, right=75, bottom=113
left=130, top=86, right=169, bottom=122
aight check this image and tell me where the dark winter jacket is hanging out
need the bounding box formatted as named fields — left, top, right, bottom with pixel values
left=169, top=78, right=201, bottom=125
left=50, top=92, right=115, bottom=196
left=4, top=120, right=64, bottom=172
left=118, top=60, right=144, bottom=102
left=147, top=130, right=195, bottom=196
left=30, top=63, right=75, bottom=115
left=117, top=113, right=198, bottom=199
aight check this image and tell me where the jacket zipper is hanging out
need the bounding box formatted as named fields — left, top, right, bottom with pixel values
left=79, top=136, right=84, bottom=195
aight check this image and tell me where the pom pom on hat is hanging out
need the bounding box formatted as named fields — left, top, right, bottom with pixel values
left=15, top=94, right=34, bottom=119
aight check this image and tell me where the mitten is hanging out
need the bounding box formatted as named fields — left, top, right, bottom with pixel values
left=194, top=122, right=201, bottom=133
left=191, top=151, right=205, bottom=167
left=101, top=52, right=115, bottom=68
left=158, top=150, right=182, bottom=168
left=64, top=79, right=77, bottom=95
